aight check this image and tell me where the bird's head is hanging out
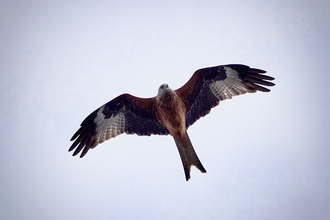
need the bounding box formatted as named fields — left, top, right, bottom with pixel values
left=157, top=83, right=174, bottom=98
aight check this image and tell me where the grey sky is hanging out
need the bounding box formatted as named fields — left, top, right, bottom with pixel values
left=1, top=0, right=329, bottom=219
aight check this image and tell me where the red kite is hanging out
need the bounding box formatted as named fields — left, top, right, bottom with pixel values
left=69, top=64, right=275, bottom=181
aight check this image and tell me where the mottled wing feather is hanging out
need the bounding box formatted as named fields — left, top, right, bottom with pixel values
left=176, top=64, right=275, bottom=128
left=69, top=94, right=169, bottom=158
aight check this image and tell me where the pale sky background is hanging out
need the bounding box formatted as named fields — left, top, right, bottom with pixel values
left=1, top=0, right=329, bottom=219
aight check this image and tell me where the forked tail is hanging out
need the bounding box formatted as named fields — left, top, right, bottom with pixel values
left=174, top=132, right=207, bottom=181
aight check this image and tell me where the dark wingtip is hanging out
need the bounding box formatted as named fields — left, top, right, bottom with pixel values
left=70, top=126, right=84, bottom=141
left=243, top=67, right=275, bottom=92
left=72, top=149, right=80, bottom=157
left=249, top=67, right=267, bottom=74
left=80, top=146, right=90, bottom=158
left=266, top=75, right=275, bottom=81
left=68, top=140, right=79, bottom=152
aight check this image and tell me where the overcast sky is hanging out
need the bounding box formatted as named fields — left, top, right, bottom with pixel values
left=1, top=0, right=329, bottom=219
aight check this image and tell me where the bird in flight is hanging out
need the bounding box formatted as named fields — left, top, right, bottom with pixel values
left=69, top=64, right=275, bottom=181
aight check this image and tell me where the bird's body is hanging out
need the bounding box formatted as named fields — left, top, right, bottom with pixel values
left=155, top=84, right=206, bottom=180
left=69, top=64, right=275, bottom=181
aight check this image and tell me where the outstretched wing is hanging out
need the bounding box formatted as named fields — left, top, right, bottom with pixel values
left=176, top=64, right=275, bottom=128
left=69, top=94, right=169, bottom=158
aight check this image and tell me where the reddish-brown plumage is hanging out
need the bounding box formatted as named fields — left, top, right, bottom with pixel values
left=69, top=64, right=275, bottom=181
left=154, top=85, right=206, bottom=180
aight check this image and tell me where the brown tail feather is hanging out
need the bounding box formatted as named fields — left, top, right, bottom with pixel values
left=174, top=132, right=207, bottom=181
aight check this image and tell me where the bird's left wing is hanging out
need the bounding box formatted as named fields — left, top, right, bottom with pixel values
left=69, top=94, right=169, bottom=158
left=176, top=64, right=275, bottom=128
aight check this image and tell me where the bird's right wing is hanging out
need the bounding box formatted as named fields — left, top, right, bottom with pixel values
left=69, top=94, right=169, bottom=158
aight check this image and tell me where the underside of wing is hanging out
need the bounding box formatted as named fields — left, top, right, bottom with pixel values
left=69, top=94, right=169, bottom=158
left=176, top=64, right=275, bottom=128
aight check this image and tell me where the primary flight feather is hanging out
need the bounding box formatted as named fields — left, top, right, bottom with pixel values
left=69, top=64, right=275, bottom=181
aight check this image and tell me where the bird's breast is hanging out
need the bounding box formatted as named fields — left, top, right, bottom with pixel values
left=156, top=93, right=186, bottom=137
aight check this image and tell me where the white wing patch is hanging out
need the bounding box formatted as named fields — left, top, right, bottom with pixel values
left=94, top=106, right=126, bottom=144
left=209, top=66, right=250, bottom=100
